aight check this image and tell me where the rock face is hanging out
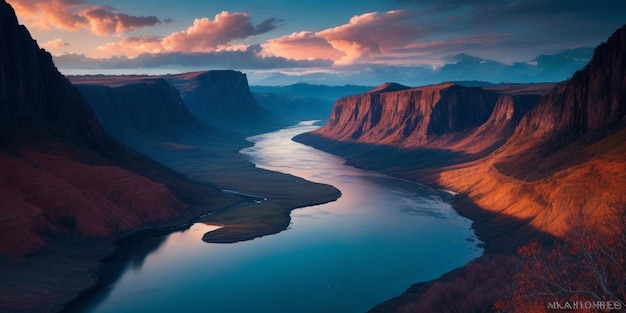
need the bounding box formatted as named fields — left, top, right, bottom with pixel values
left=0, top=0, right=206, bottom=256
left=302, top=24, right=626, bottom=240
left=313, top=82, right=538, bottom=156
left=0, top=2, right=102, bottom=147
left=72, top=77, right=205, bottom=144
left=299, top=23, right=626, bottom=313
left=515, top=26, right=626, bottom=139
left=167, top=70, right=288, bottom=134
left=0, top=2, right=237, bottom=311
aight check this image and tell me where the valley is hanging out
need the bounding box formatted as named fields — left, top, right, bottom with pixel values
left=1, top=0, right=624, bottom=312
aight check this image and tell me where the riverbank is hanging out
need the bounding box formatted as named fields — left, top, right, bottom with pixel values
left=1, top=147, right=340, bottom=313
left=59, top=122, right=479, bottom=313
left=0, top=196, right=238, bottom=313
left=368, top=193, right=558, bottom=312
left=292, top=133, right=559, bottom=312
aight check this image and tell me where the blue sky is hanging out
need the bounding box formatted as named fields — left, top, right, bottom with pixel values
left=6, top=0, right=626, bottom=85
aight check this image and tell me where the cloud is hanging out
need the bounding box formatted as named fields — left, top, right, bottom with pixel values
left=161, top=12, right=277, bottom=53
left=396, top=0, right=626, bottom=49
left=95, top=36, right=164, bottom=58
left=7, top=0, right=166, bottom=35
left=41, top=38, right=70, bottom=51
left=261, top=31, right=345, bottom=61
left=262, top=10, right=429, bottom=65
left=95, top=12, right=279, bottom=58
left=53, top=45, right=333, bottom=72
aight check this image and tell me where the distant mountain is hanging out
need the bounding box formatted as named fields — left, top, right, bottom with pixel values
left=253, top=93, right=334, bottom=123
left=250, top=83, right=373, bottom=101
left=250, top=83, right=373, bottom=124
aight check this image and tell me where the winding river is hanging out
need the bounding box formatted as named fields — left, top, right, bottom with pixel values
left=65, top=122, right=482, bottom=313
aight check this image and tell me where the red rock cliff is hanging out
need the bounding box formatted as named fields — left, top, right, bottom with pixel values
left=314, top=82, right=538, bottom=156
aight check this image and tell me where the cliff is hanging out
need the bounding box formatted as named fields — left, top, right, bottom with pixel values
left=438, top=24, right=626, bottom=237
left=0, top=2, right=102, bottom=147
left=310, top=82, right=540, bottom=158
left=298, top=23, right=626, bottom=313
left=0, top=2, right=238, bottom=312
left=71, top=77, right=220, bottom=148
left=302, top=25, right=626, bottom=240
left=167, top=70, right=288, bottom=134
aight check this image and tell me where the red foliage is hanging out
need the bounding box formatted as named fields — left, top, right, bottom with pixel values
left=497, top=203, right=626, bottom=313
left=400, top=254, right=518, bottom=313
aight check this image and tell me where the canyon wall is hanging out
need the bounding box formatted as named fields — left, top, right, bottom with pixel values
left=167, top=70, right=288, bottom=134
left=300, top=24, right=626, bottom=240
left=0, top=2, right=237, bottom=311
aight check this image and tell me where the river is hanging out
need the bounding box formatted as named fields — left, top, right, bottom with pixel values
left=64, top=121, right=482, bottom=313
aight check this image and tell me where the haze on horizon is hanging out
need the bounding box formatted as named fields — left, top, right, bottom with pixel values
left=7, top=0, right=625, bottom=86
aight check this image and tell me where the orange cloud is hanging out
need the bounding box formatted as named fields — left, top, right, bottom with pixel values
left=7, top=0, right=165, bottom=36
left=261, top=10, right=431, bottom=65
left=96, top=11, right=278, bottom=58
left=41, top=38, right=70, bottom=51
left=261, top=31, right=345, bottom=61
left=95, top=36, right=163, bottom=58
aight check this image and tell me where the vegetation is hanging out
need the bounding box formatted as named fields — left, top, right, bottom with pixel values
left=496, top=202, right=626, bottom=312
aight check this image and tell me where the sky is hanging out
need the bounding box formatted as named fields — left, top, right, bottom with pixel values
left=6, top=0, right=626, bottom=86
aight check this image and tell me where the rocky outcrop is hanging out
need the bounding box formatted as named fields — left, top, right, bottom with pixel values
left=298, top=23, right=626, bottom=313
left=167, top=70, right=287, bottom=134
left=366, top=82, right=411, bottom=93
left=0, top=0, right=218, bottom=258
left=514, top=25, right=626, bottom=139
left=313, top=82, right=537, bottom=156
left=72, top=77, right=205, bottom=144
left=0, top=2, right=102, bottom=147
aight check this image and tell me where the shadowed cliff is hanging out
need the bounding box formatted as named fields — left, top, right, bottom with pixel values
left=0, top=2, right=240, bottom=312
left=167, top=70, right=289, bottom=135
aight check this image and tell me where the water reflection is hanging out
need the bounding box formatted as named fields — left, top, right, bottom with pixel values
left=64, top=121, right=482, bottom=313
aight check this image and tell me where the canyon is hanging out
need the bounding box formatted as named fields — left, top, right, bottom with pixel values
left=2, top=0, right=624, bottom=310
left=0, top=1, right=338, bottom=312
left=296, top=25, right=626, bottom=312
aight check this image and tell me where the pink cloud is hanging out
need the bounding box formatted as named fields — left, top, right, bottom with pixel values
left=261, top=31, right=345, bottom=61
left=262, top=10, right=424, bottom=65
left=41, top=38, right=70, bottom=51
left=161, top=12, right=276, bottom=52
left=95, top=11, right=278, bottom=58
left=95, top=36, right=163, bottom=58
left=7, top=0, right=165, bottom=36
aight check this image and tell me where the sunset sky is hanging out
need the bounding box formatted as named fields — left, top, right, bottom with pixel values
left=6, top=0, right=625, bottom=85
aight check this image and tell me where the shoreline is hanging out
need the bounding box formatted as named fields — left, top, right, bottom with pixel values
left=368, top=189, right=558, bottom=312
left=59, top=183, right=336, bottom=312
left=292, top=132, right=557, bottom=312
